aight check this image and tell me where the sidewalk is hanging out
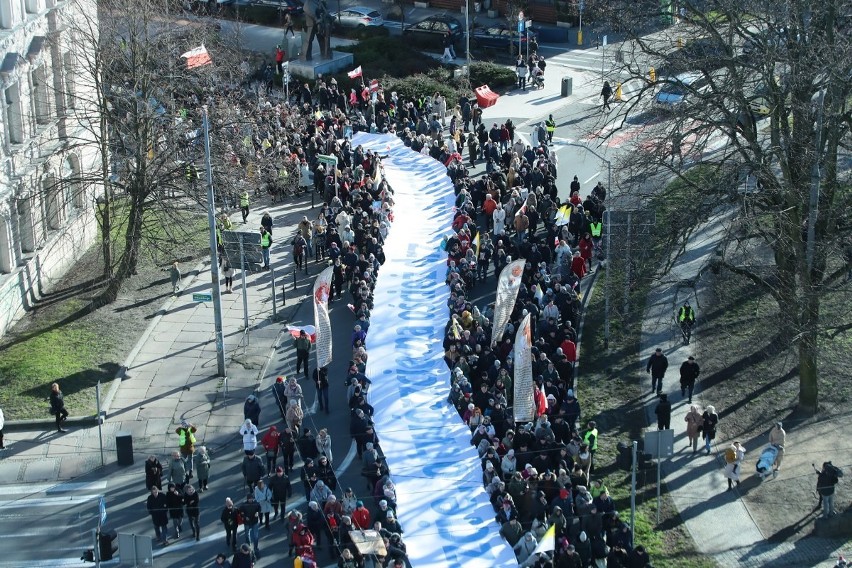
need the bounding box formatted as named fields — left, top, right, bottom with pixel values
left=639, top=210, right=847, bottom=567
left=0, top=194, right=316, bottom=483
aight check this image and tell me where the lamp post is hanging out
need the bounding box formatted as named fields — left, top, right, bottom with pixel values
left=201, top=106, right=227, bottom=377
left=560, top=142, right=612, bottom=348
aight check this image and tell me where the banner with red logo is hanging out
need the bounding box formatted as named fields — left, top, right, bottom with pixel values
left=491, top=259, right=526, bottom=346
left=313, top=266, right=334, bottom=368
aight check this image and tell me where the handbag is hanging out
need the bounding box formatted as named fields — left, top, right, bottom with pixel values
left=235, top=511, right=244, bottom=525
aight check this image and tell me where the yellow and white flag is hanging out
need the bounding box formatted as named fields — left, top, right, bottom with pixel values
left=533, top=524, right=556, bottom=555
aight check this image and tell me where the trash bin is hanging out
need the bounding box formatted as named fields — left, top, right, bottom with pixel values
left=116, top=431, right=134, bottom=466
left=561, top=76, right=573, bottom=97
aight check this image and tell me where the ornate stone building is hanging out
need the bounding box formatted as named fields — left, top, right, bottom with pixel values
left=0, top=0, right=101, bottom=336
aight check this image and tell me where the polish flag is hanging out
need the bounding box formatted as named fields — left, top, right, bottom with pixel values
left=369, top=79, right=380, bottom=93
left=286, top=324, right=317, bottom=343
left=347, top=66, right=363, bottom=79
left=181, top=45, right=212, bottom=69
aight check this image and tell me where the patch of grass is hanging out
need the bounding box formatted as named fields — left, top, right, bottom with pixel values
left=0, top=300, right=107, bottom=420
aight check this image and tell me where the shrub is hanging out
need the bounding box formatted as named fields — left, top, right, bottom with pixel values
left=469, top=61, right=517, bottom=89
left=382, top=73, right=463, bottom=102
left=338, top=36, right=441, bottom=78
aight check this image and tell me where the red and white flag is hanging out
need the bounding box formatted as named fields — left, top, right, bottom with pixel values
left=347, top=65, right=363, bottom=79
left=181, top=45, right=212, bottom=69
left=313, top=266, right=334, bottom=368
left=369, top=79, right=380, bottom=93
left=286, top=324, right=317, bottom=343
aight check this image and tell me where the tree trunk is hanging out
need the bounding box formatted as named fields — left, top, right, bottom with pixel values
left=797, top=291, right=820, bottom=415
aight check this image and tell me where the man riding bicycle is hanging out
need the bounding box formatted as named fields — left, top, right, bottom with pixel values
left=678, top=302, right=696, bottom=344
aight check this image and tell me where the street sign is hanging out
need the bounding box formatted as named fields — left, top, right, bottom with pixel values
left=118, top=533, right=154, bottom=566
left=517, top=20, right=524, bottom=33
left=99, top=496, right=107, bottom=526
left=193, top=293, right=213, bottom=302
left=579, top=0, right=584, bottom=12
left=643, top=429, right=674, bottom=457
left=602, top=34, right=608, bottom=46
left=317, top=154, right=338, bottom=166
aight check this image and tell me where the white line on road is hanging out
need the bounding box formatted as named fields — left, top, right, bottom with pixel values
left=0, top=481, right=108, bottom=495
left=0, top=494, right=102, bottom=509
left=583, top=172, right=601, bottom=185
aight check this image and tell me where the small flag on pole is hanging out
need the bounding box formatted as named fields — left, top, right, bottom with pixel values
left=533, top=524, right=556, bottom=555
left=347, top=65, right=363, bottom=79
left=369, top=79, right=380, bottom=93
left=472, top=232, right=481, bottom=260
left=286, top=324, right=317, bottom=342
left=451, top=318, right=461, bottom=340
left=180, top=45, right=212, bottom=69
left=534, top=284, right=544, bottom=303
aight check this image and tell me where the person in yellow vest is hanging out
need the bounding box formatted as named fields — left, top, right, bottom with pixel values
left=185, top=162, right=198, bottom=193
left=260, top=226, right=272, bottom=270
left=545, top=114, right=556, bottom=144
left=176, top=420, right=198, bottom=481
left=589, top=218, right=603, bottom=257
left=582, top=420, right=599, bottom=473
left=240, top=190, right=250, bottom=223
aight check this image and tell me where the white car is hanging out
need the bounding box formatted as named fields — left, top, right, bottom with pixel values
left=331, top=6, right=384, bottom=29
left=653, top=72, right=709, bottom=111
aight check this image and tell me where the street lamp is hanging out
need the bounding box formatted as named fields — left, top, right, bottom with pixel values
left=560, top=142, right=612, bottom=348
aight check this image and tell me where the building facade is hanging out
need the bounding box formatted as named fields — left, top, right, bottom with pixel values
left=0, top=0, right=101, bottom=337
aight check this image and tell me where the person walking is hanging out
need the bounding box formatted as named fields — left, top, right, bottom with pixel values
left=259, top=227, right=272, bottom=270
left=145, top=455, right=164, bottom=490
left=184, top=485, right=201, bottom=541
left=222, top=256, right=234, bottom=293
left=0, top=405, right=4, bottom=450
left=175, top=420, right=197, bottom=479
left=49, top=383, right=69, bottom=432
left=241, top=451, right=267, bottom=493
left=582, top=421, right=599, bottom=474
left=313, top=366, right=330, bottom=414
left=268, top=466, right=292, bottom=520
left=196, top=446, right=211, bottom=491
left=239, top=190, right=250, bottom=223
left=240, top=419, right=259, bottom=455
left=545, top=114, right=556, bottom=144
left=146, top=486, right=170, bottom=546
left=701, top=405, right=719, bottom=455
left=646, top=348, right=669, bottom=395
left=600, top=81, right=613, bottom=111
left=768, top=422, right=786, bottom=474
left=170, top=261, right=182, bottom=294
left=244, top=395, right=261, bottom=427
left=239, top=492, right=263, bottom=558
left=260, top=426, right=281, bottom=473
left=166, top=482, right=185, bottom=539
left=275, top=45, right=286, bottom=74
left=679, top=356, right=700, bottom=403
left=284, top=13, right=295, bottom=37
left=214, top=552, right=232, bottom=568
left=684, top=405, right=704, bottom=455
left=516, top=57, right=528, bottom=91
left=220, top=497, right=240, bottom=552
left=316, top=428, right=333, bottom=464
left=815, top=462, right=841, bottom=518
left=724, top=441, right=746, bottom=492
left=254, top=479, right=273, bottom=530
left=293, top=330, right=311, bottom=380
left=286, top=399, right=304, bottom=432
left=654, top=394, right=672, bottom=430
left=167, top=450, right=188, bottom=490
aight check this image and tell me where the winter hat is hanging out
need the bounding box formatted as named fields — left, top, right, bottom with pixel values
left=180, top=420, right=189, bottom=428
left=579, top=531, right=588, bottom=542
left=379, top=499, right=388, bottom=508
left=486, top=462, right=494, bottom=470
left=567, top=389, right=574, bottom=398
left=559, top=488, right=569, bottom=499
left=276, top=376, right=285, bottom=383
left=387, top=511, right=394, bottom=519
left=356, top=500, right=364, bottom=507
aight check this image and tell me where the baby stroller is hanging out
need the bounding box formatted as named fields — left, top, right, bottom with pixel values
left=755, top=444, right=779, bottom=479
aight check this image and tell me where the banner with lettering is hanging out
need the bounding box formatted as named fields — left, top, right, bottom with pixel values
left=312, top=265, right=333, bottom=368
left=355, top=133, right=517, bottom=568
left=491, top=259, right=526, bottom=346
left=513, top=313, right=534, bottom=422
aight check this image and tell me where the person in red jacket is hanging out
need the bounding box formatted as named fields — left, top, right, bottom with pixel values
left=275, top=45, right=286, bottom=74
left=352, top=500, right=371, bottom=529
left=578, top=232, right=594, bottom=270
left=291, top=523, right=315, bottom=557
left=570, top=251, right=587, bottom=279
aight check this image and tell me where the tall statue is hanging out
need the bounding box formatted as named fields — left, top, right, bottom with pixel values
left=300, top=0, right=332, bottom=61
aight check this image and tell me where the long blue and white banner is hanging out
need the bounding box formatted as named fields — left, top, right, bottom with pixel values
left=355, top=133, right=517, bottom=568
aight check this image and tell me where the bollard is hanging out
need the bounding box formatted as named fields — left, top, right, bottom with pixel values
left=577, top=29, right=583, bottom=46
left=271, top=268, right=277, bottom=318
left=649, top=67, right=656, bottom=83
left=615, top=83, right=623, bottom=101
left=293, top=267, right=297, bottom=290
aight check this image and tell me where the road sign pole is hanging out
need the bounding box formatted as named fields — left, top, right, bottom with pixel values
left=202, top=107, right=227, bottom=378
left=239, top=234, right=249, bottom=330
left=96, top=382, right=104, bottom=467
left=630, top=440, right=637, bottom=543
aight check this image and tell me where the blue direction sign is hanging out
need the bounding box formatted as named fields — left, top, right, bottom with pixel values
left=193, top=293, right=213, bottom=302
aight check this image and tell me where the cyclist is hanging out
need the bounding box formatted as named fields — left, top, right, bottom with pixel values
left=678, top=301, right=696, bottom=344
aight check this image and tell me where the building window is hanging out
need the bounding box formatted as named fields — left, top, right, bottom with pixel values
left=0, top=0, right=23, bottom=29
left=63, top=52, right=76, bottom=110
left=4, top=84, right=24, bottom=144
left=32, top=66, right=51, bottom=125
left=0, top=217, right=13, bottom=273
left=17, top=197, right=35, bottom=253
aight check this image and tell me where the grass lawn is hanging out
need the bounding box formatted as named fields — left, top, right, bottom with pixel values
left=0, top=200, right=209, bottom=420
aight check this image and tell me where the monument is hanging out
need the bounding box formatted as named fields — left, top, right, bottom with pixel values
left=290, top=0, right=354, bottom=79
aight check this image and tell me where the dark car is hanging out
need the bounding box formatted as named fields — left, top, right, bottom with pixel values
left=403, top=14, right=463, bottom=48
left=471, top=23, right=537, bottom=55
left=223, top=0, right=303, bottom=15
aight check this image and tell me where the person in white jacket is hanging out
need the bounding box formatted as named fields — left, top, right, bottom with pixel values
left=316, top=428, right=333, bottom=465
left=240, top=419, right=259, bottom=455
left=254, top=479, right=273, bottom=529
left=493, top=204, right=507, bottom=237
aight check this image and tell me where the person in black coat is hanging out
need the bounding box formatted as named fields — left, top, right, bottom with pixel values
left=165, top=483, right=185, bottom=539
left=679, top=356, right=700, bottom=403
left=145, top=455, right=164, bottom=490
left=184, top=485, right=201, bottom=540
left=146, top=487, right=169, bottom=546
left=645, top=348, right=669, bottom=394
left=279, top=426, right=297, bottom=474
left=268, top=466, right=292, bottom=519
left=654, top=394, right=672, bottom=430
left=243, top=395, right=261, bottom=426
left=49, top=383, right=69, bottom=432
left=220, top=497, right=240, bottom=552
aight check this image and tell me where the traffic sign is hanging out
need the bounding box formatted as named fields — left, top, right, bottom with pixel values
left=317, top=154, right=338, bottom=166
left=193, top=293, right=213, bottom=302
left=602, top=34, right=608, bottom=46
left=579, top=0, right=584, bottom=12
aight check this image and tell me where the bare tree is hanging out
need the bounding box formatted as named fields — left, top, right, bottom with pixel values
left=601, top=0, right=852, bottom=414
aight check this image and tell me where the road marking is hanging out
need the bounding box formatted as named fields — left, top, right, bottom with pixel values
left=0, top=481, right=108, bottom=495
left=583, top=172, right=601, bottom=185
left=0, top=494, right=102, bottom=509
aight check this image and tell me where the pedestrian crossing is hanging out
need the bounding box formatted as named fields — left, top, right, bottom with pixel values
left=541, top=45, right=613, bottom=73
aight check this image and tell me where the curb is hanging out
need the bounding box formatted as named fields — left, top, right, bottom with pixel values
left=4, top=259, right=209, bottom=429
left=572, top=260, right=602, bottom=389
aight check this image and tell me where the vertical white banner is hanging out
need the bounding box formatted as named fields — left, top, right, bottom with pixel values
left=513, top=313, right=534, bottom=423
left=313, top=265, right=334, bottom=368
left=491, top=259, right=526, bottom=346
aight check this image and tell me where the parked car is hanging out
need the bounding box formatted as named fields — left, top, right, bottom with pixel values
left=653, top=72, right=709, bottom=111
left=471, top=23, right=537, bottom=55
left=222, top=0, right=303, bottom=15
left=330, top=6, right=383, bottom=28
left=403, top=14, right=463, bottom=48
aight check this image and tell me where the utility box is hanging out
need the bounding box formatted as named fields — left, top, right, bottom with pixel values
left=561, top=76, right=573, bottom=97
left=115, top=431, right=133, bottom=466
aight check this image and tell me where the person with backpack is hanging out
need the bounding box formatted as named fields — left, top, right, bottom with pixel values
left=292, top=233, right=307, bottom=272
left=815, top=461, right=842, bottom=517
left=724, top=441, right=746, bottom=492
